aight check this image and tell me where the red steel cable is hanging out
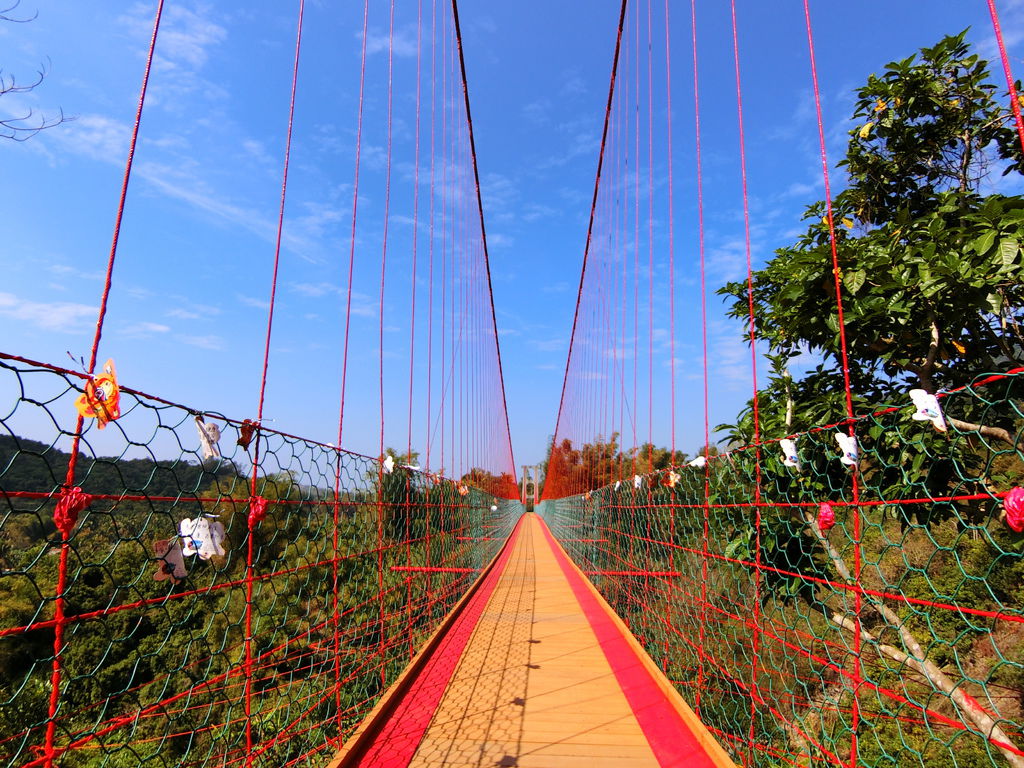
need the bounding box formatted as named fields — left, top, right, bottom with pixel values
left=801, top=4, right=863, bottom=763
left=244, top=3, right=305, bottom=761
left=46, top=4, right=165, bottom=766
left=663, top=0, right=677, bottom=459
left=987, top=0, right=1024, bottom=155
left=728, top=2, right=763, bottom=763
left=543, top=0, right=628, bottom=499
left=451, top=0, right=519, bottom=488
left=689, top=0, right=711, bottom=716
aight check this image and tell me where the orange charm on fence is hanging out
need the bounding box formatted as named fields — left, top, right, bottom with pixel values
left=74, top=359, right=121, bottom=429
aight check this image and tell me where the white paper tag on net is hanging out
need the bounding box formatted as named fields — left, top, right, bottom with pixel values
left=179, top=517, right=227, bottom=560
left=780, top=438, right=801, bottom=470
left=909, top=389, right=947, bottom=432
left=835, top=432, right=859, bottom=467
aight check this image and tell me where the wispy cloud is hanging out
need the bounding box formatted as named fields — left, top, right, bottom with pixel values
left=178, top=333, right=224, bottom=350
left=0, top=292, right=95, bottom=332
left=118, top=3, right=228, bottom=109
left=50, top=114, right=130, bottom=164
left=541, top=281, right=572, bottom=294
left=237, top=293, right=269, bottom=310
left=121, top=321, right=171, bottom=337
left=531, top=337, right=566, bottom=353
left=362, top=26, right=418, bottom=58
left=291, top=281, right=341, bottom=298
left=166, top=301, right=221, bottom=320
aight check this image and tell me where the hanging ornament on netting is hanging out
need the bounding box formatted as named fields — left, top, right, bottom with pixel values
left=153, top=538, right=188, bottom=583
left=661, top=470, right=680, bottom=488
left=1003, top=487, right=1024, bottom=533
left=490, top=504, right=498, bottom=512
left=688, top=455, right=707, bottom=469
left=614, top=480, right=622, bottom=491
left=195, top=415, right=222, bottom=460
left=817, top=502, right=836, bottom=534
left=53, top=486, right=93, bottom=537
left=382, top=455, right=395, bottom=474
left=633, top=474, right=643, bottom=489
left=457, top=482, right=469, bottom=497
left=248, top=496, right=269, bottom=527
left=779, top=438, right=801, bottom=471
left=909, top=389, right=947, bottom=432
left=74, top=358, right=121, bottom=429
left=179, top=516, right=227, bottom=560
left=237, top=419, right=257, bottom=450
left=835, top=432, right=859, bottom=467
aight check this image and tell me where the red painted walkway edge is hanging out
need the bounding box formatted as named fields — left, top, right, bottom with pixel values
left=330, top=516, right=526, bottom=768
left=538, top=518, right=727, bottom=768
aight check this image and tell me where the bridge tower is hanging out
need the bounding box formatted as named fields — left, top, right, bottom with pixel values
left=520, top=464, right=543, bottom=505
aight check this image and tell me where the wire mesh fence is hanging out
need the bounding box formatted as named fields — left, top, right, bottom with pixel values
left=541, top=368, right=1024, bottom=768
left=0, top=354, right=519, bottom=767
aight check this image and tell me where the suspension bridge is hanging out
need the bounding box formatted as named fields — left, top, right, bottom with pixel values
left=1, top=1, right=1023, bottom=767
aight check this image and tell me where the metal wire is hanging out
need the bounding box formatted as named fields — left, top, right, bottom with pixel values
left=0, top=356, right=519, bottom=766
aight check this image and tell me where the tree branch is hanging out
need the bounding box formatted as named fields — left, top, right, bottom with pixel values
left=946, top=417, right=1019, bottom=449
left=802, top=509, right=1024, bottom=767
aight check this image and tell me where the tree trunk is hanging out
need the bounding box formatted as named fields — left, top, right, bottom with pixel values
left=803, top=509, right=1024, bottom=767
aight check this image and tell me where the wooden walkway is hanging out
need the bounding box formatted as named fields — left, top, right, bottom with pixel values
left=330, top=513, right=735, bottom=768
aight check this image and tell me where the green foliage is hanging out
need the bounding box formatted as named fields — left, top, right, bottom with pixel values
left=555, top=32, right=1024, bottom=768
left=0, top=424, right=513, bottom=765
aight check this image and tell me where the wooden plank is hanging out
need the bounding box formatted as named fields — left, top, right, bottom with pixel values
left=332, top=513, right=737, bottom=767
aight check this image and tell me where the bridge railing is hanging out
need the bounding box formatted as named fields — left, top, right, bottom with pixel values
left=0, top=354, right=519, bottom=767
left=542, top=368, right=1024, bottom=768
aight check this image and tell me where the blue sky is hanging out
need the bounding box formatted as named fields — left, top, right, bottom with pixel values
left=2, top=1, right=1022, bottom=477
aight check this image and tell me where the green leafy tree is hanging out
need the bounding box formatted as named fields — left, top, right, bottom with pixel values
left=714, top=32, right=1024, bottom=767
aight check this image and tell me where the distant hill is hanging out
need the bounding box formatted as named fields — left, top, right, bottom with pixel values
left=0, top=433, right=240, bottom=498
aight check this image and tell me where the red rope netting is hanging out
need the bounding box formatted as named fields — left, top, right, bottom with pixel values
left=0, top=0, right=519, bottom=765
left=539, top=2, right=1024, bottom=767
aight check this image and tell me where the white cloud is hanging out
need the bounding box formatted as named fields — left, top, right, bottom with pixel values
left=487, top=233, right=513, bottom=249
left=0, top=292, right=95, bottom=332
left=532, top=337, right=566, bottom=353
left=50, top=114, right=130, bottom=164
left=157, top=6, right=227, bottom=69
left=121, top=321, right=171, bottom=337
left=118, top=4, right=228, bottom=109
left=362, top=26, right=418, bottom=58
left=237, top=293, right=269, bottom=310
left=177, top=334, right=224, bottom=350
left=291, top=281, right=341, bottom=298
left=241, top=138, right=270, bottom=163
left=48, top=263, right=103, bottom=281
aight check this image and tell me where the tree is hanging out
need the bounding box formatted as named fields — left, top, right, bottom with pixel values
left=1, top=1, right=70, bottom=140
left=715, top=32, right=1024, bottom=766
left=721, top=31, right=1023, bottom=440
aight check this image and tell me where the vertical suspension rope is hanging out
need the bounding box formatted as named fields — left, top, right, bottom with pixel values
left=801, top=4, right=861, bottom=764
left=728, top=2, right=762, bottom=763
left=543, top=0, right=629, bottom=499
left=332, top=0, right=370, bottom=734
left=689, top=0, right=711, bottom=718
left=425, top=0, right=437, bottom=475
left=337, top=0, right=372, bottom=450
left=246, top=2, right=305, bottom=762
left=662, top=0, right=677, bottom=460
left=46, top=5, right=164, bottom=766
left=376, top=0, right=398, bottom=691
left=987, top=0, right=1024, bottom=155
left=646, top=0, right=654, bottom=476
left=451, top=0, right=519, bottom=486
